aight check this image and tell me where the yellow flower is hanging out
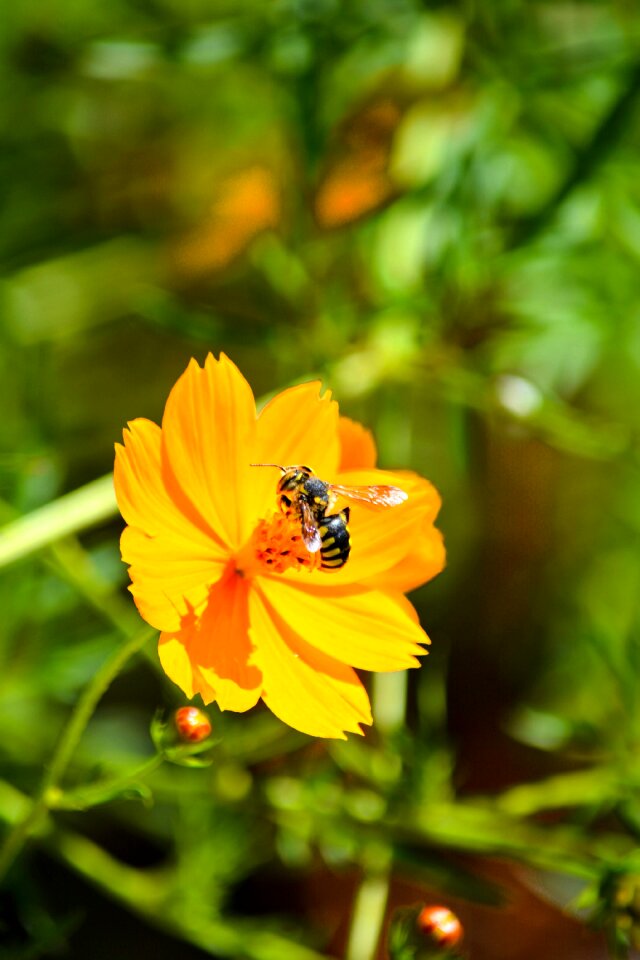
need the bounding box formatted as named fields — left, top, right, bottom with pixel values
left=114, top=354, right=444, bottom=738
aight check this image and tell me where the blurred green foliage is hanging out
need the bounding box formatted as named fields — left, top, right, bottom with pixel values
left=3, top=1, right=640, bottom=958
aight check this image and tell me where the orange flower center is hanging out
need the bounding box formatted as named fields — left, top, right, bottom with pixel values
left=235, top=513, right=320, bottom=578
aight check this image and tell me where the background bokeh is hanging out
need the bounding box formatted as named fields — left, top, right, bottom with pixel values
left=3, top=2, right=640, bottom=958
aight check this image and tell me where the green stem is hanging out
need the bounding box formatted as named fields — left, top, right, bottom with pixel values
left=0, top=784, right=336, bottom=960
left=48, top=538, right=141, bottom=637
left=0, top=625, right=153, bottom=882
left=0, top=493, right=147, bottom=654
left=0, top=473, right=117, bottom=569
left=43, top=626, right=154, bottom=796
left=51, top=754, right=164, bottom=811
left=52, top=822, right=336, bottom=959
left=345, top=867, right=391, bottom=960
left=345, top=672, right=408, bottom=960
left=371, top=671, right=408, bottom=736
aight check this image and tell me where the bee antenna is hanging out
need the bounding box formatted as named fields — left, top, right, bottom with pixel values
left=250, top=463, right=285, bottom=472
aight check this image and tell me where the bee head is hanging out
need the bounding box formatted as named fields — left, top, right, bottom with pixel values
left=277, top=465, right=312, bottom=493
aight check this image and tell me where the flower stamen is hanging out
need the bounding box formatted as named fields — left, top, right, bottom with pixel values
left=252, top=513, right=320, bottom=575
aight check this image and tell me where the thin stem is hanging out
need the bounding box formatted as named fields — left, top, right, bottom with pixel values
left=371, top=672, right=408, bottom=736
left=43, top=626, right=154, bottom=795
left=50, top=754, right=164, bottom=811
left=345, top=672, right=409, bottom=960
left=48, top=538, right=141, bottom=637
left=51, top=823, right=337, bottom=960
left=0, top=494, right=148, bottom=661
left=345, top=868, right=391, bottom=960
left=0, top=473, right=117, bottom=569
left=0, top=625, right=154, bottom=882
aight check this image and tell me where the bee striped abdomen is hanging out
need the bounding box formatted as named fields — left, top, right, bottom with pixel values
left=319, top=509, right=350, bottom=570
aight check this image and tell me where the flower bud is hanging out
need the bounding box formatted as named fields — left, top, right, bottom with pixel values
left=416, top=905, right=463, bottom=950
left=174, top=706, right=212, bottom=743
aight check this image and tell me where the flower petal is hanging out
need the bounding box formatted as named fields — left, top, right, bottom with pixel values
left=158, top=637, right=198, bottom=698
left=115, top=418, right=222, bottom=543
left=158, top=572, right=262, bottom=712
left=338, top=417, right=377, bottom=470
left=161, top=354, right=257, bottom=549
left=115, top=419, right=228, bottom=631
left=251, top=382, right=340, bottom=517
left=256, top=578, right=428, bottom=671
left=367, top=524, right=445, bottom=594
left=250, top=588, right=372, bottom=739
left=122, top=526, right=224, bottom=632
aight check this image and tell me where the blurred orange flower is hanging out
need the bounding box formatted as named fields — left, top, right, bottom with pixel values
left=114, top=354, right=444, bottom=738
left=314, top=99, right=400, bottom=228
left=172, top=166, right=280, bottom=276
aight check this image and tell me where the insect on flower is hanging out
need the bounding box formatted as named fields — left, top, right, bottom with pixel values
left=114, top=354, right=445, bottom=738
left=251, top=463, right=408, bottom=569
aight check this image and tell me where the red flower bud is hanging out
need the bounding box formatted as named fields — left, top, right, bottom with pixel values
left=416, top=905, right=463, bottom=949
left=174, top=706, right=212, bottom=743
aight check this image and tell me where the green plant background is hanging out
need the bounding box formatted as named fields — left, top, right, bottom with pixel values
left=2, top=2, right=640, bottom=958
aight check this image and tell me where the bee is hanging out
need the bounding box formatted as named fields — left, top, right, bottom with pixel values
left=251, top=463, right=407, bottom=570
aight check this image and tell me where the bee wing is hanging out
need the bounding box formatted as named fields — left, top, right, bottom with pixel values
left=299, top=500, right=322, bottom=553
left=329, top=483, right=408, bottom=509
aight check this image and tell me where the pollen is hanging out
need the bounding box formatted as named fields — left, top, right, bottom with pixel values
left=252, top=514, right=320, bottom=575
